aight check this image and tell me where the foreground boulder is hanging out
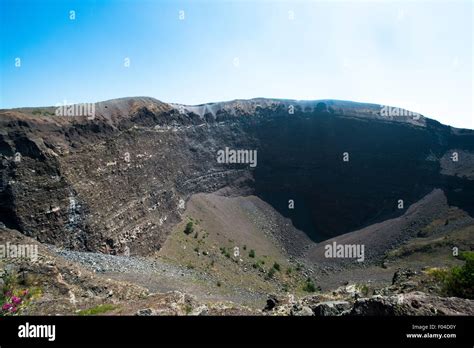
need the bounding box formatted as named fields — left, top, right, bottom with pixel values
left=312, top=301, right=352, bottom=316
left=351, top=292, right=474, bottom=316
left=266, top=290, right=474, bottom=316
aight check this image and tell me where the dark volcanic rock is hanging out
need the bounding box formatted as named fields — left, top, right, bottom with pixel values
left=392, top=268, right=417, bottom=286
left=312, top=300, right=352, bottom=316
left=351, top=292, right=474, bottom=316
left=264, top=294, right=279, bottom=311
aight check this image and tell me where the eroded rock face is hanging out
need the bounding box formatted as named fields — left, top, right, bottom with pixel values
left=0, top=101, right=259, bottom=254
left=351, top=292, right=474, bottom=316
left=265, top=264, right=473, bottom=317
left=0, top=227, right=149, bottom=315
left=312, top=301, right=352, bottom=316
left=267, top=291, right=474, bottom=317
left=440, top=149, right=474, bottom=180
left=1, top=97, right=474, bottom=255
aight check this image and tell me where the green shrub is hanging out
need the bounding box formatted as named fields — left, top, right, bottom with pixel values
left=184, top=221, right=194, bottom=235
left=426, top=252, right=474, bottom=299
left=220, top=247, right=230, bottom=258
left=357, top=284, right=369, bottom=296
left=249, top=249, right=255, bottom=258
left=252, top=262, right=264, bottom=272
left=303, top=278, right=316, bottom=292
left=459, top=250, right=474, bottom=262
left=273, top=262, right=281, bottom=271
left=445, top=251, right=474, bottom=299
left=185, top=305, right=193, bottom=314
left=425, top=267, right=449, bottom=282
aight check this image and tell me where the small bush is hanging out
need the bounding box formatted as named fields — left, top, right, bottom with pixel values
left=184, top=221, right=194, bottom=235
left=445, top=252, right=474, bottom=299
left=459, top=250, right=474, bottom=262
left=249, top=250, right=255, bottom=258
left=267, top=268, right=276, bottom=279
left=220, top=247, right=230, bottom=258
left=273, top=262, right=281, bottom=271
left=303, top=278, right=316, bottom=293
left=425, top=267, right=449, bottom=282
left=426, top=252, right=474, bottom=299
left=252, top=262, right=264, bottom=272
left=184, top=305, right=193, bottom=314
left=357, top=284, right=369, bottom=296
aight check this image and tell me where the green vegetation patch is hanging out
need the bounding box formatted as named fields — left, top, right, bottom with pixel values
left=184, top=221, right=194, bottom=235
left=425, top=251, right=474, bottom=299
left=77, top=304, right=116, bottom=316
left=302, top=278, right=316, bottom=293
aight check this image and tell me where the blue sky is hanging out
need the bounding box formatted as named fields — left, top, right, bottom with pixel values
left=0, top=0, right=472, bottom=128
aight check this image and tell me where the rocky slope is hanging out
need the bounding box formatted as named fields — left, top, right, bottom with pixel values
left=2, top=227, right=472, bottom=316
